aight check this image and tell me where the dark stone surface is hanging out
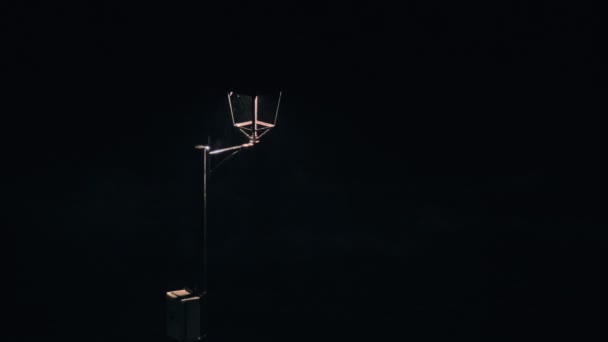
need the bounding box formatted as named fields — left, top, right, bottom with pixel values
left=7, top=2, right=602, bottom=342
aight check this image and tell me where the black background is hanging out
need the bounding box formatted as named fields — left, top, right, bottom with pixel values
left=6, top=1, right=604, bottom=342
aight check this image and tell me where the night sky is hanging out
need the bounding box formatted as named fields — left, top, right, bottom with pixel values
left=7, top=2, right=604, bottom=342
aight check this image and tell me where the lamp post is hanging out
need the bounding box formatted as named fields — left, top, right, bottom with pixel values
left=167, top=90, right=282, bottom=342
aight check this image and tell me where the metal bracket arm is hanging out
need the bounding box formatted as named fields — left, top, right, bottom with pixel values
left=194, top=142, right=254, bottom=155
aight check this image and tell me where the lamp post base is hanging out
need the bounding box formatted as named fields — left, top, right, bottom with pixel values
left=166, top=289, right=206, bottom=342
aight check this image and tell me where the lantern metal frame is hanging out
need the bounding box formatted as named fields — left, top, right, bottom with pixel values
left=227, top=91, right=282, bottom=143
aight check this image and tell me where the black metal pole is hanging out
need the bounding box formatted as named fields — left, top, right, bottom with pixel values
left=201, top=145, right=209, bottom=341
left=195, top=141, right=254, bottom=342
left=203, top=146, right=208, bottom=295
